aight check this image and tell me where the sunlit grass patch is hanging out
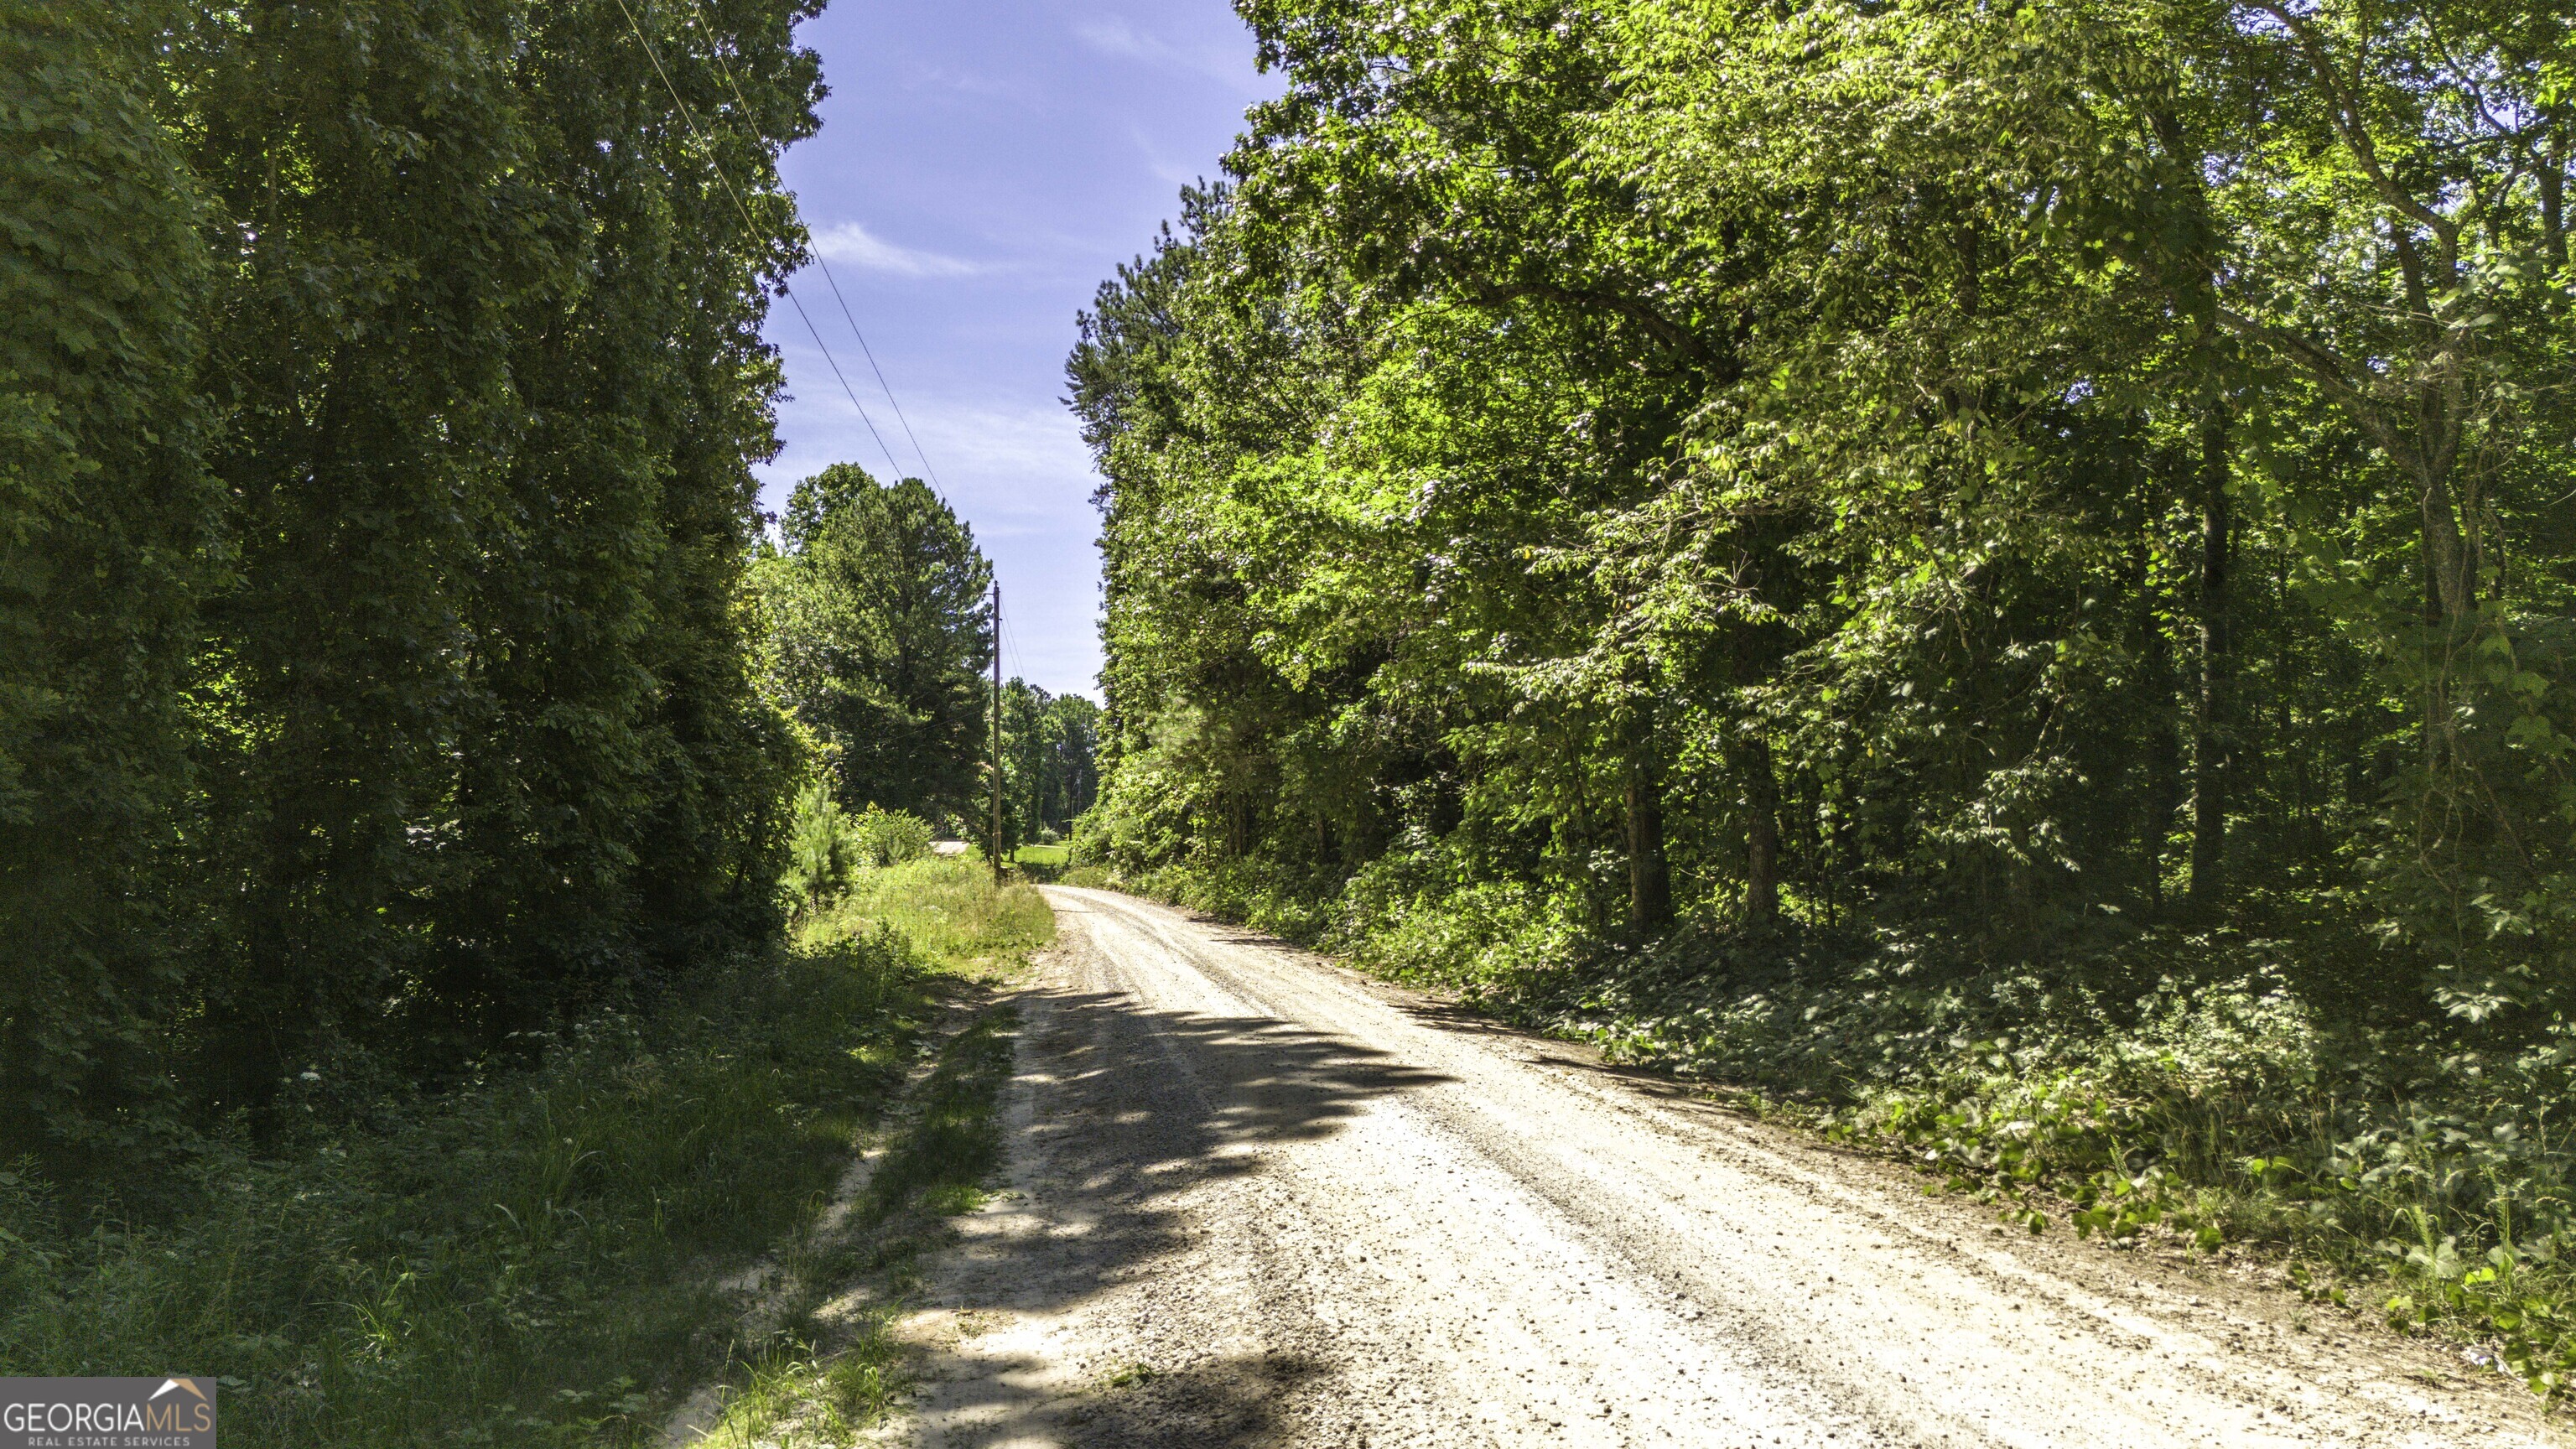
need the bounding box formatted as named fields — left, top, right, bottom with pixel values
left=813, top=856, right=1054, bottom=978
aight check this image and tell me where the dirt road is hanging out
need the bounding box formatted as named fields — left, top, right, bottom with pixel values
left=884, top=886, right=2563, bottom=1447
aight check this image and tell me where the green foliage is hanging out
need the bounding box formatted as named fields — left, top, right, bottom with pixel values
left=0, top=0, right=218, bottom=1153
left=1073, top=0, right=2576, bottom=1393
left=1078, top=0, right=2576, bottom=980
left=0, top=933, right=932, bottom=1446
left=0, top=0, right=825, bottom=1158
left=995, top=680, right=1100, bottom=853
left=783, top=782, right=865, bottom=915
left=0, top=840, right=1052, bottom=1446
left=754, top=464, right=994, bottom=829
left=817, top=856, right=1054, bottom=977
left=849, top=806, right=936, bottom=870
left=1563, top=935, right=2576, bottom=1394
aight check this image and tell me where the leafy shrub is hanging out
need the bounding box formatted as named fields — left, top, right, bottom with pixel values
left=1558, top=927, right=2576, bottom=1395
left=849, top=807, right=934, bottom=869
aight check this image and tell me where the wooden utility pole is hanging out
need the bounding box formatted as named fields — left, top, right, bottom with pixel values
left=990, top=581, right=1003, bottom=886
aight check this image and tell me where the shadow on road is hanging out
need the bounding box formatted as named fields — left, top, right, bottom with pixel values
left=899, top=984, right=1452, bottom=1447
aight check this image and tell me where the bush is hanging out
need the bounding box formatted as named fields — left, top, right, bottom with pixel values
left=782, top=780, right=865, bottom=913
left=1554, top=926, right=2576, bottom=1396
left=850, top=807, right=934, bottom=869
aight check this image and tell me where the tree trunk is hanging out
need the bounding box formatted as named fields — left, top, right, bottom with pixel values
left=2137, top=539, right=2182, bottom=915
left=2189, top=412, right=2231, bottom=909
left=1625, top=769, right=1671, bottom=934
left=1743, top=735, right=1779, bottom=925
left=2542, top=125, right=2567, bottom=267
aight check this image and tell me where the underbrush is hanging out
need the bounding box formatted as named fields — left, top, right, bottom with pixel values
left=1586, top=932, right=2576, bottom=1398
left=0, top=860, right=1053, bottom=1446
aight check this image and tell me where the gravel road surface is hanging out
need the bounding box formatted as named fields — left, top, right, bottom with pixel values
left=882, top=886, right=2565, bottom=1448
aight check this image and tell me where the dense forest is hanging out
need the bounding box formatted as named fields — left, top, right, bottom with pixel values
left=0, top=3, right=1092, bottom=1435
left=1067, top=0, right=2576, bottom=1351
left=1, top=0, right=836, bottom=1166
left=0, top=0, right=1098, bottom=1189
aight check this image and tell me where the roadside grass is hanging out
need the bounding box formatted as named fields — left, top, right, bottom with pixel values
left=1012, top=843, right=1069, bottom=869
left=688, top=1005, right=1020, bottom=1448
left=0, top=862, right=1052, bottom=1446
left=818, top=855, right=1054, bottom=978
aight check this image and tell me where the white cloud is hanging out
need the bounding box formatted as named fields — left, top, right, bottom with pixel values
left=808, top=221, right=982, bottom=278
left=754, top=392, right=1098, bottom=537
left=917, top=403, right=1093, bottom=498
left=1072, top=16, right=1256, bottom=90
left=1072, top=15, right=1156, bottom=60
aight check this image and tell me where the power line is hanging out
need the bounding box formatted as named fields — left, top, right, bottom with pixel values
left=606, top=0, right=907, bottom=483
left=678, top=0, right=947, bottom=496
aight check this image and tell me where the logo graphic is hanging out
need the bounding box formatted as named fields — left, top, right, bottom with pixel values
left=0, top=1377, right=216, bottom=1447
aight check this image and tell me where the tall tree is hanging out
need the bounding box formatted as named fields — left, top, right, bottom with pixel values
left=0, top=0, right=824, bottom=1146
left=0, top=0, right=218, bottom=1154
left=1072, top=0, right=2576, bottom=1028
left=756, top=464, right=995, bottom=828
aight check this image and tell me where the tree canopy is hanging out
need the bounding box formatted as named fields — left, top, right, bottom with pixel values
left=1071, top=0, right=2576, bottom=1028
left=755, top=463, right=995, bottom=828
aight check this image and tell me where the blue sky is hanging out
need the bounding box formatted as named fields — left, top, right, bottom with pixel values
left=755, top=0, right=1275, bottom=699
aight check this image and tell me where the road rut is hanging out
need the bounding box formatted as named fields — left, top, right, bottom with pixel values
left=883, top=886, right=2563, bottom=1447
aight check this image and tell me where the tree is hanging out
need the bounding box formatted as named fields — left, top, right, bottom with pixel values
left=995, top=682, right=1101, bottom=849
left=0, top=0, right=824, bottom=1150
left=756, top=464, right=995, bottom=828
left=1072, top=0, right=2576, bottom=1027
left=0, top=0, right=217, bottom=1154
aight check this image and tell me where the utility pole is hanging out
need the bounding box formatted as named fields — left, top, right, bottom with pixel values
left=989, top=581, right=1003, bottom=886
